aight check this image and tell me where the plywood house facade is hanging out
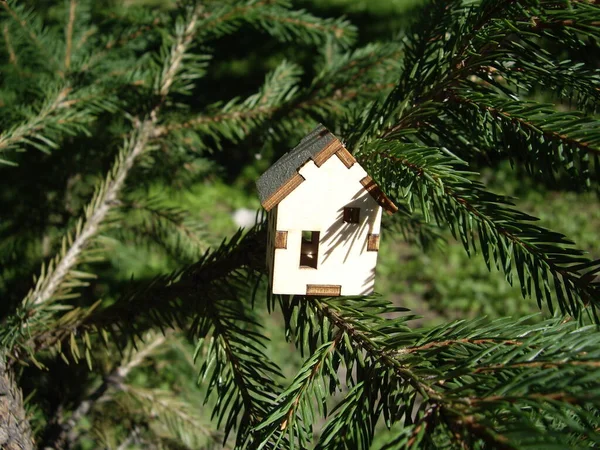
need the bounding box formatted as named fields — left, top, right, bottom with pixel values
left=256, top=125, right=397, bottom=296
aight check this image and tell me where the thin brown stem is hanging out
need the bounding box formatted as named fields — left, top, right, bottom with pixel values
left=280, top=332, right=342, bottom=431
left=64, top=0, right=76, bottom=70
left=3, top=24, right=17, bottom=65
left=448, top=91, right=600, bottom=156
left=440, top=406, right=517, bottom=450
left=44, top=333, right=169, bottom=449
left=401, top=338, right=521, bottom=353
left=0, top=86, right=72, bottom=152
left=310, top=298, right=439, bottom=400
left=371, top=150, right=594, bottom=303
left=1, top=1, right=58, bottom=68
left=474, top=359, right=600, bottom=373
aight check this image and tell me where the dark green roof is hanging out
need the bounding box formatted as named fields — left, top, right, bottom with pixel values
left=256, top=124, right=335, bottom=206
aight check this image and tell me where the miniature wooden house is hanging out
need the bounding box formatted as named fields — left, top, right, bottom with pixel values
left=256, top=125, right=397, bottom=296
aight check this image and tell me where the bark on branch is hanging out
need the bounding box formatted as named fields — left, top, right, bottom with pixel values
left=0, top=357, right=34, bottom=450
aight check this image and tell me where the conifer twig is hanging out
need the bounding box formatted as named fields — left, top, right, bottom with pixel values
left=0, top=0, right=58, bottom=68
left=23, top=6, right=203, bottom=309
left=0, top=357, right=33, bottom=450
left=64, top=0, right=77, bottom=71
left=2, top=8, right=203, bottom=449
left=2, top=24, right=17, bottom=66
left=0, top=87, right=72, bottom=154
left=25, top=118, right=153, bottom=308
left=45, top=332, right=169, bottom=449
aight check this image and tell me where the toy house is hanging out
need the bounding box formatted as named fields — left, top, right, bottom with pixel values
left=256, top=125, right=397, bottom=296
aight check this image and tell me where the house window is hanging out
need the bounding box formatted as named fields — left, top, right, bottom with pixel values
left=300, top=231, right=319, bottom=269
left=343, top=207, right=360, bottom=224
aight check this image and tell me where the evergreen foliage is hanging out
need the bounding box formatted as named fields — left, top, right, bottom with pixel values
left=1, top=0, right=600, bottom=448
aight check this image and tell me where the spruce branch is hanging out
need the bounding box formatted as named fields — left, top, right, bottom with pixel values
left=0, top=11, right=204, bottom=445
left=308, top=298, right=436, bottom=399
left=3, top=0, right=600, bottom=447
left=358, top=141, right=600, bottom=317
left=23, top=118, right=155, bottom=309
left=159, top=60, right=302, bottom=147
left=21, top=4, right=203, bottom=312
left=2, top=24, right=17, bottom=66
left=0, top=86, right=102, bottom=165
left=36, top=225, right=279, bottom=446
left=161, top=42, right=400, bottom=148
left=199, top=0, right=356, bottom=47
left=116, top=197, right=209, bottom=263
left=294, top=299, right=600, bottom=449
left=43, top=331, right=170, bottom=449
left=0, top=0, right=58, bottom=70
left=0, top=357, right=33, bottom=450
left=351, top=0, right=600, bottom=148
left=63, top=0, right=77, bottom=71
left=253, top=332, right=343, bottom=448
left=444, top=88, right=600, bottom=187
left=116, top=384, right=228, bottom=449
left=10, top=226, right=265, bottom=364
left=104, top=18, right=162, bottom=51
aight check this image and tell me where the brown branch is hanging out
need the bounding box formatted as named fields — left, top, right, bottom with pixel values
left=371, top=150, right=594, bottom=304
left=0, top=86, right=72, bottom=152
left=64, top=0, right=76, bottom=70
left=448, top=91, right=600, bottom=157
left=469, top=391, right=580, bottom=405
left=105, top=18, right=161, bottom=50
left=160, top=82, right=394, bottom=138
left=473, top=359, right=600, bottom=373
left=406, top=405, right=438, bottom=448
left=159, top=10, right=200, bottom=98
left=201, top=0, right=271, bottom=34
left=262, top=14, right=348, bottom=39
left=75, top=27, right=96, bottom=51
left=530, top=16, right=600, bottom=30
left=0, top=0, right=58, bottom=68
left=132, top=204, right=208, bottom=254
left=2, top=24, right=17, bottom=65
left=310, top=298, right=439, bottom=400
left=158, top=105, right=276, bottom=136
left=441, top=406, right=517, bottom=450
left=0, top=357, right=34, bottom=450
left=280, top=332, right=342, bottom=431
left=401, top=338, right=522, bottom=353
left=79, top=18, right=161, bottom=73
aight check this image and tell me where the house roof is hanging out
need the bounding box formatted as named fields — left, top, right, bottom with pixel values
left=256, top=124, right=398, bottom=214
